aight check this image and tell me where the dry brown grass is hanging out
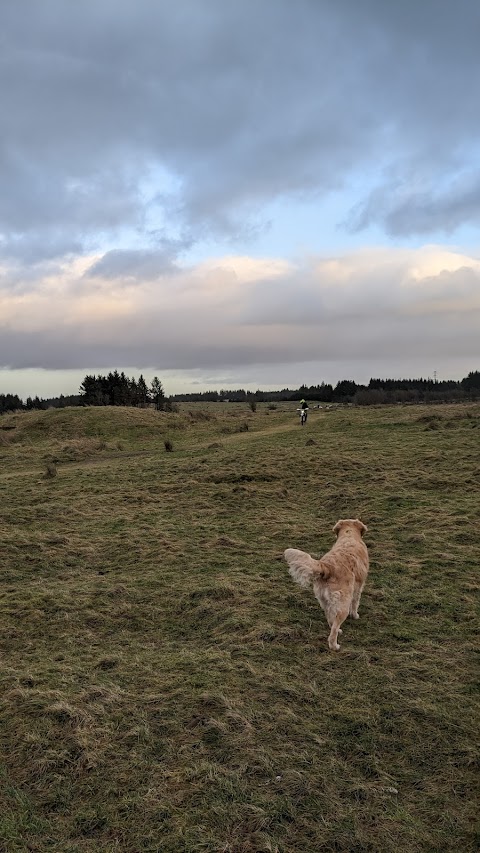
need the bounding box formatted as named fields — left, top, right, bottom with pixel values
left=0, top=402, right=478, bottom=852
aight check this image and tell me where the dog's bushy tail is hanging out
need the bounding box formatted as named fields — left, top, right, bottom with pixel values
left=284, top=548, right=330, bottom=588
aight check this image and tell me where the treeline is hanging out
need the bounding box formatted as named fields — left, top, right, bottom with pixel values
left=0, top=372, right=167, bottom=414
left=79, top=372, right=167, bottom=410
left=1, top=371, right=479, bottom=415
left=172, top=372, right=480, bottom=405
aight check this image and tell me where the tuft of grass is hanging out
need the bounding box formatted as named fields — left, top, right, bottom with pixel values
left=0, top=402, right=478, bottom=852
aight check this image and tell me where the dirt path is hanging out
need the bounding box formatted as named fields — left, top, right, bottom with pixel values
left=0, top=415, right=320, bottom=481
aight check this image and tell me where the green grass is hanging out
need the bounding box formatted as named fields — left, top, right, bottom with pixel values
left=1, top=402, right=478, bottom=852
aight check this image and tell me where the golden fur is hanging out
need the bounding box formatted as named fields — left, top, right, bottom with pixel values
left=284, top=519, right=369, bottom=651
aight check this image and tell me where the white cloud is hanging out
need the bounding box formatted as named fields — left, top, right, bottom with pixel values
left=1, top=246, right=478, bottom=377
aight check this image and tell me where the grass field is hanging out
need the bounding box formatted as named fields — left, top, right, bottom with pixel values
left=0, top=402, right=478, bottom=852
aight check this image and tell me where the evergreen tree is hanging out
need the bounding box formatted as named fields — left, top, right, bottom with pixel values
left=118, top=371, right=130, bottom=405
left=333, top=380, right=359, bottom=401
left=150, top=377, right=165, bottom=411
left=0, top=393, right=23, bottom=413
left=462, top=370, right=480, bottom=399
left=79, top=375, right=107, bottom=405
left=136, top=374, right=150, bottom=408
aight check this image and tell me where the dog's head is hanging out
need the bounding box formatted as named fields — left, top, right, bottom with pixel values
left=333, top=519, right=368, bottom=538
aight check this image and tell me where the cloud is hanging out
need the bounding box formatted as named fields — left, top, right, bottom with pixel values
left=2, top=2, right=479, bottom=396
left=346, top=170, right=480, bottom=237
left=1, top=0, right=479, bottom=261
left=86, top=247, right=181, bottom=281
left=1, top=246, right=478, bottom=372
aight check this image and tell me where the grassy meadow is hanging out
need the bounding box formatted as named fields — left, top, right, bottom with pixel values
left=0, top=401, right=478, bottom=852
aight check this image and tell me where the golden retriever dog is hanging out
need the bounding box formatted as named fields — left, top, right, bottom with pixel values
left=284, top=519, right=369, bottom=651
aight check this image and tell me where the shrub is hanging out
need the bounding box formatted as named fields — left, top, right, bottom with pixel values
left=164, top=439, right=174, bottom=452
left=188, top=410, right=215, bottom=422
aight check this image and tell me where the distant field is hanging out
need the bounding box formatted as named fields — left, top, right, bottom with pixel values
left=1, top=402, right=478, bottom=852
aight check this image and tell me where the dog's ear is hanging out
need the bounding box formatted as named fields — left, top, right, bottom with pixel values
left=333, top=520, right=344, bottom=535
left=355, top=520, right=368, bottom=536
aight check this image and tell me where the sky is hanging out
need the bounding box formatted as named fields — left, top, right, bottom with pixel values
left=1, top=0, right=479, bottom=399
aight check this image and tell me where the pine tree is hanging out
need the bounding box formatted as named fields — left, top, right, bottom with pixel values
left=150, top=377, right=165, bottom=411
left=136, top=375, right=150, bottom=408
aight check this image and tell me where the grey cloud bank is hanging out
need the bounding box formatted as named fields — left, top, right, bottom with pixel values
left=1, top=0, right=479, bottom=393
left=1, top=0, right=479, bottom=259
left=1, top=248, right=478, bottom=373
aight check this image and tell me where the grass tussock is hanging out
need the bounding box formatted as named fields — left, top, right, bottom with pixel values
left=0, top=401, right=478, bottom=852
left=43, top=461, right=57, bottom=478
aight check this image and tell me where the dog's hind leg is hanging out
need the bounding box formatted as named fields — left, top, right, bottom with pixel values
left=350, top=581, right=365, bottom=619
left=313, top=584, right=348, bottom=650
left=327, top=612, right=348, bottom=650
left=325, top=598, right=349, bottom=650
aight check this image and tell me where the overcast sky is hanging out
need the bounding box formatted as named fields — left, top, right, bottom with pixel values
left=1, top=0, right=479, bottom=398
